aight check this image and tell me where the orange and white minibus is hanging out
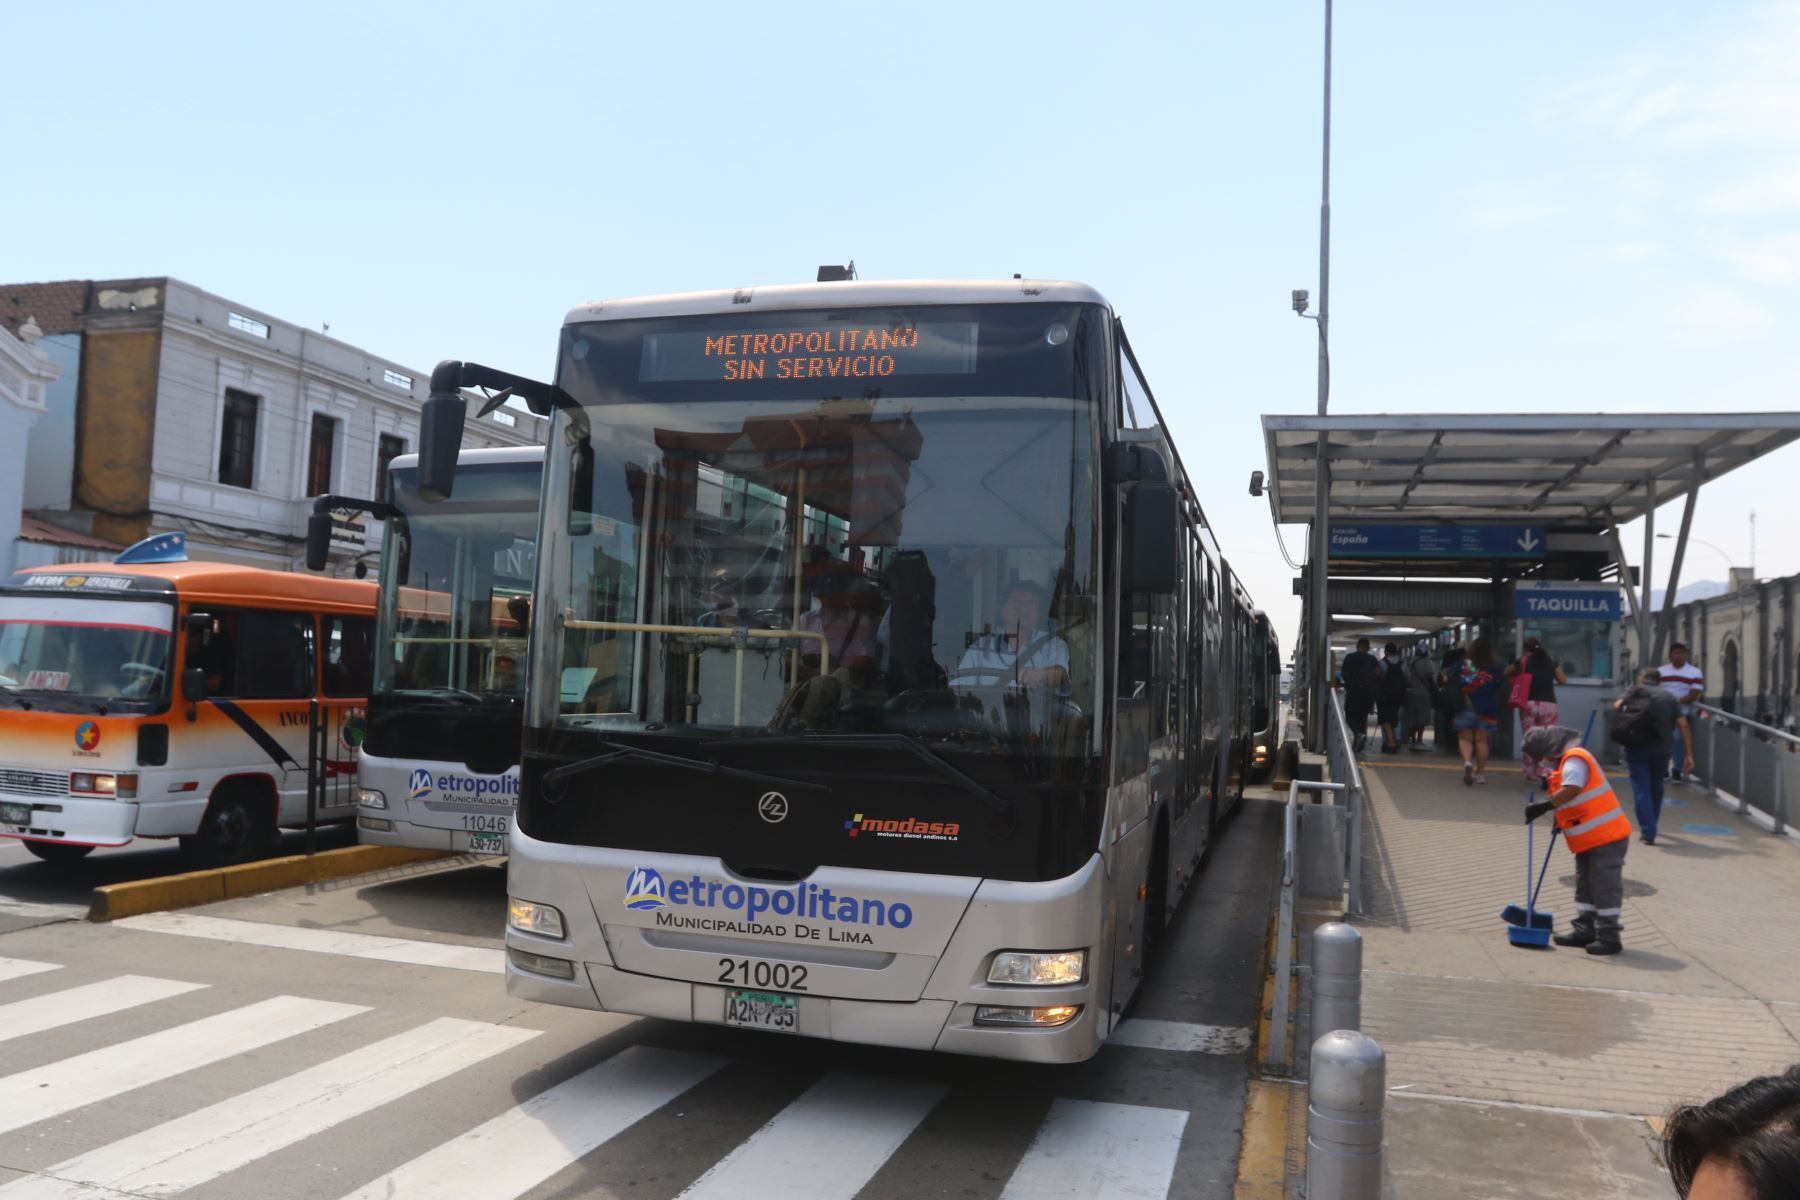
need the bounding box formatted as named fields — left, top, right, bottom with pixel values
left=0, top=561, right=376, bottom=864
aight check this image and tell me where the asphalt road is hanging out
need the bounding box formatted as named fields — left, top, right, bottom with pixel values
left=0, top=798, right=1280, bottom=1200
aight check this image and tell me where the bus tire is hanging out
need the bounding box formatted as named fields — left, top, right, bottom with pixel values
left=24, top=841, right=94, bottom=864
left=182, top=786, right=273, bottom=867
left=1143, top=820, right=1170, bottom=959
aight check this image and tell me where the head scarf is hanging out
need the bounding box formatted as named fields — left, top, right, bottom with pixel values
left=1521, top=724, right=1581, bottom=763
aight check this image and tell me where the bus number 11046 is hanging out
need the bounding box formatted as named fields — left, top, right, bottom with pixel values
left=717, top=957, right=809, bottom=992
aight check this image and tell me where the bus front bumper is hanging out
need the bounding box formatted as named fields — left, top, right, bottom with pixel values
left=504, top=946, right=1106, bottom=1064
left=0, top=796, right=138, bottom=847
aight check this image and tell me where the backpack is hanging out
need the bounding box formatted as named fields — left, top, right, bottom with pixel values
left=1608, top=688, right=1660, bottom=749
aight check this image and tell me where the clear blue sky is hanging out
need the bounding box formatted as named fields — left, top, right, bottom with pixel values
left=12, top=2, right=1799, bottom=644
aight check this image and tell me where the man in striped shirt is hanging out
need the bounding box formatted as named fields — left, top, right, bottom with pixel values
left=1657, top=642, right=1705, bottom=781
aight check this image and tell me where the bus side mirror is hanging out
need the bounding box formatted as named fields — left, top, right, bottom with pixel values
left=1125, top=482, right=1179, bottom=595
left=305, top=510, right=333, bottom=571
left=184, top=613, right=213, bottom=643
left=418, top=361, right=469, bottom=502
left=182, top=666, right=208, bottom=703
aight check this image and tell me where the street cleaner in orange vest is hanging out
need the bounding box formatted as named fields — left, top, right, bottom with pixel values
left=1521, top=725, right=1633, bottom=956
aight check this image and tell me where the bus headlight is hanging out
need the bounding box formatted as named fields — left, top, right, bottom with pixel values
left=70, top=772, right=136, bottom=798
left=509, top=898, right=565, bottom=939
left=508, top=947, right=576, bottom=980
left=975, top=1004, right=1082, bottom=1028
left=987, top=950, right=1086, bottom=986
left=359, top=788, right=388, bottom=810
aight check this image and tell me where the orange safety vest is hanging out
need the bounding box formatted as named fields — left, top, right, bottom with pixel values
left=1547, top=746, right=1631, bottom=853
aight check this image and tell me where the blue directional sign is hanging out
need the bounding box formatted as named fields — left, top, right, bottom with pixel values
left=1327, top=523, right=1545, bottom=559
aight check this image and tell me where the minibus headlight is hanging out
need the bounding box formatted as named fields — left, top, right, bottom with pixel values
left=509, top=897, right=565, bottom=939
left=987, top=950, right=1086, bottom=986
left=70, top=772, right=134, bottom=797
left=359, top=788, right=388, bottom=810
left=975, top=1004, right=1082, bottom=1028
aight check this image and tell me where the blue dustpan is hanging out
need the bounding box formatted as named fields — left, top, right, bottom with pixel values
left=1501, top=807, right=1557, bottom=947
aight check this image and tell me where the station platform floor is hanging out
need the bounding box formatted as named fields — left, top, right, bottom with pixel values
left=1351, top=744, right=1800, bottom=1199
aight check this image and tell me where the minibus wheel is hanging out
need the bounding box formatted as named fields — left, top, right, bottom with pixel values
left=24, top=841, right=93, bottom=864
left=183, top=787, right=272, bottom=867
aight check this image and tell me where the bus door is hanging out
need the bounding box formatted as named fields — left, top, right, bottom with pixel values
left=312, top=612, right=374, bottom=817
left=185, top=607, right=319, bottom=818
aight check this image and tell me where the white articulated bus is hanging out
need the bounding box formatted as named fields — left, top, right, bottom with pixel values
left=415, top=279, right=1277, bottom=1062
left=351, top=447, right=544, bottom=855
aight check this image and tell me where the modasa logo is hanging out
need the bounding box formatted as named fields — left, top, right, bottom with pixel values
left=408, top=769, right=434, bottom=802
left=74, top=722, right=101, bottom=752
left=625, top=867, right=668, bottom=911
left=843, top=813, right=961, bottom=842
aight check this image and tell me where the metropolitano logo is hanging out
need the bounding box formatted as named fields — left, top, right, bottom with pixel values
left=408, top=769, right=434, bottom=801
left=624, top=867, right=668, bottom=911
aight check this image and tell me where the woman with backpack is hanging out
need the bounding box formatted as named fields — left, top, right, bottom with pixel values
left=1506, top=637, right=1568, bottom=784
left=1456, top=639, right=1502, bottom=785
left=1403, top=647, right=1438, bottom=752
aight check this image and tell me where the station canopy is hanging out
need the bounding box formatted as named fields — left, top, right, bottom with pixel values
left=1262, top=413, right=1800, bottom=528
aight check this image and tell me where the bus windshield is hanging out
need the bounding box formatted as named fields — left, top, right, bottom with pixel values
left=537, top=303, right=1104, bottom=756
left=375, top=460, right=541, bottom=701
left=0, top=595, right=175, bottom=708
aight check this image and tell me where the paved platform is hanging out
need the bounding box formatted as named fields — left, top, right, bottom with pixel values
left=1351, top=748, right=1800, bottom=1198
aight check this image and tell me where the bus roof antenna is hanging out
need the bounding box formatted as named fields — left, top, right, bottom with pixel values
left=816, top=262, right=856, bottom=282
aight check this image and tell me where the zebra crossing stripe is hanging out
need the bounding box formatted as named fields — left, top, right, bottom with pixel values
left=999, top=1099, right=1189, bottom=1199
left=0, top=1017, right=539, bottom=1200
left=0, top=976, right=205, bottom=1047
left=0, top=957, right=60, bottom=985
left=114, top=912, right=503, bottom=974
left=0, top=995, right=367, bottom=1136
left=677, top=1073, right=947, bottom=1200
left=335, top=1045, right=727, bottom=1200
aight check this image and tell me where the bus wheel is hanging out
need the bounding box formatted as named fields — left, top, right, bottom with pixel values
left=1143, top=826, right=1169, bottom=960
left=24, top=841, right=94, bottom=864
left=183, top=790, right=271, bottom=867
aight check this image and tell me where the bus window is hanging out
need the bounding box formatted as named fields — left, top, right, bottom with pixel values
left=323, top=615, right=375, bottom=697
left=192, top=610, right=316, bottom=699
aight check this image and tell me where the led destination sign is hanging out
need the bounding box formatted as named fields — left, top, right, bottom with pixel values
left=639, top=321, right=979, bottom=383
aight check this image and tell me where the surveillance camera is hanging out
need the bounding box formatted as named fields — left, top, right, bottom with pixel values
left=1249, top=470, right=1265, bottom=497
left=1291, top=289, right=1310, bottom=314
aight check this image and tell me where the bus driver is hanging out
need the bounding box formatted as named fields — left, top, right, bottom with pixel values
left=952, top=580, right=1071, bottom=699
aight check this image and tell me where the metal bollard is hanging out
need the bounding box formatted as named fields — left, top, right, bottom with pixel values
left=1307, top=1030, right=1386, bottom=1199
left=1312, top=921, right=1362, bottom=1036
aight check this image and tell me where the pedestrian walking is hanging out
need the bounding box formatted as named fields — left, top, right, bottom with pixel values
left=1436, top=644, right=1467, bottom=752
left=1661, top=1063, right=1800, bottom=1199
left=1506, top=636, right=1569, bottom=784
left=1376, top=642, right=1408, bottom=753
left=1455, top=638, right=1502, bottom=785
left=1340, top=637, right=1381, bottom=751
left=1522, top=724, right=1632, bottom=956
left=1658, top=642, right=1705, bottom=782
left=1609, top=668, right=1695, bottom=845
left=1403, top=647, right=1437, bottom=752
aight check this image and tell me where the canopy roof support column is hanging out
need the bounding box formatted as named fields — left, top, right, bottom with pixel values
left=1639, top=474, right=1656, bottom=670
left=1652, top=458, right=1702, bottom=667
left=1604, top=507, right=1642, bottom=670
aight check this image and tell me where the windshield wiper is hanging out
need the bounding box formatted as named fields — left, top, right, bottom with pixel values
left=541, top=737, right=831, bottom=802
left=733, top=733, right=1011, bottom=818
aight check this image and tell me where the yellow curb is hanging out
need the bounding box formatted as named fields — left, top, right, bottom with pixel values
left=1235, top=1079, right=1298, bottom=1200
left=89, top=845, right=450, bottom=922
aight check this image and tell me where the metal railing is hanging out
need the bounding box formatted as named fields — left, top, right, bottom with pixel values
left=1268, top=778, right=1345, bottom=1069
left=1324, top=688, right=1367, bottom=914
left=1690, top=703, right=1794, bottom=836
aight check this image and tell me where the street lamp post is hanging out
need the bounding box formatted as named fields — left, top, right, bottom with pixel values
left=1298, top=0, right=1334, bottom=749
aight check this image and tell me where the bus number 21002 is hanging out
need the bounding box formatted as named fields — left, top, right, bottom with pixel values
left=717, top=957, right=809, bottom=992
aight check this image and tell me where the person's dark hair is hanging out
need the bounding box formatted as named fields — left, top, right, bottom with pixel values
left=1384, top=642, right=1400, bottom=656
left=1469, top=637, right=1496, bottom=670
left=1523, top=636, right=1544, bottom=658
left=1640, top=668, right=1664, bottom=685
left=1356, top=637, right=1370, bottom=650
left=1663, top=1064, right=1800, bottom=1198
left=1671, top=641, right=1689, bottom=653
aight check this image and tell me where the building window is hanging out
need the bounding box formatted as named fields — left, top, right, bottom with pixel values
left=306, top=413, right=339, bottom=498
left=219, top=389, right=259, bottom=489
left=375, top=433, right=406, bottom=504
left=227, top=312, right=270, bottom=339
left=490, top=409, right=516, bottom=427
left=383, top=369, right=413, bottom=389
